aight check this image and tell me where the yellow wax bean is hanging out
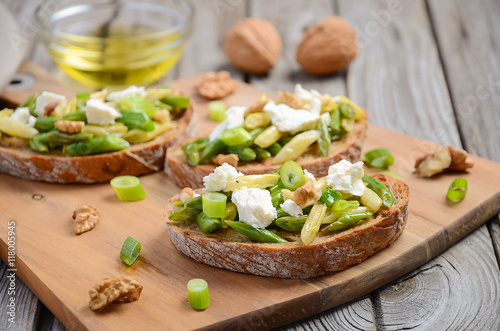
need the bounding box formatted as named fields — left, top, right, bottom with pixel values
left=301, top=203, right=327, bottom=246
left=122, top=121, right=172, bottom=144
left=0, top=117, right=38, bottom=139
left=254, top=125, right=281, bottom=148
left=272, top=130, right=320, bottom=164
left=244, top=112, right=271, bottom=130
left=226, top=174, right=280, bottom=191
left=360, top=187, right=382, bottom=212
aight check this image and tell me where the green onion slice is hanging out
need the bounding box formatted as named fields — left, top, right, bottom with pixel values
left=279, top=160, right=306, bottom=190
left=110, top=176, right=146, bottom=201
left=208, top=101, right=227, bottom=122
left=218, top=127, right=252, bottom=146
left=120, top=236, right=141, bottom=266
left=187, top=279, right=210, bottom=310
left=364, top=148, right=394, bottom=168
left=202, top=192, right=227, bottom=218
left=447, top=178, right=468, bottom=202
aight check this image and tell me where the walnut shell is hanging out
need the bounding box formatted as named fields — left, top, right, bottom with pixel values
left=296, top=16, right=358, bottom=76
left=224, top=18, right=282, bottom=75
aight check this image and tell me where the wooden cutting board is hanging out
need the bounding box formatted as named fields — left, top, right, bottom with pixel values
left=1, top=72, right=500, bottom=330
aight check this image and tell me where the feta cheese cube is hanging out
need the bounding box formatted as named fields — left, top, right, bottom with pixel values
left=280, top=199, right=303, bottom=217
left=35, top=92, right=67, bottom=117
left=106, top=85, right=147, bottom=102
left=85, top=99, right=122, bottom=126
left=10, top=107, right=36, bottom=127
left=203, top=163, right=244, bottom=192
left=263, top=101, right=319, bottom=133
left=303, top=169, right=316, bottom=182
left=231, top=188, right=277, bottom=229
left=294, top=84, right=322, bottom=114
left=326, top=160, right=365, bottom=196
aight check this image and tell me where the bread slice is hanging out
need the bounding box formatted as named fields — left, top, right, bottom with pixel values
left=165, top=111, right=368, bottom=188
left=0, top=104, right=196, bottom=183
left=165, top=174, right=409, bottom=278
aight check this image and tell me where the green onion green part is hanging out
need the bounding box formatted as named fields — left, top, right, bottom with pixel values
left=447, top=178, right=468, bottom=202
left=120, top=236, right=141, bottom=266
left=364, top=148, right=394, bottom=168
left=202, top=192, right=227, bottom=218
left=187, top=279, right=210, bottom=310
left=218, top=127, right=252, bottom=146
left=110, top=176, right=146, bottom=201
left=208, top=101, right=227, bottom=122
left=279, top=160, right=306, bottom=190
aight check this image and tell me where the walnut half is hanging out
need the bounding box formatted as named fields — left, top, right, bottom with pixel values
left=89, top=276, right=143, bottom=311
left=195, top=71, right=238, bottom=100
left=72, top=203, right=99, bottom=235
left=293, top=181, right=323, bottom=209
left=415, top=145, right=474, bottom=177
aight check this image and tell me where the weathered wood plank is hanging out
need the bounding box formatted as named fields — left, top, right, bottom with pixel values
left=427, top=0, right=500, bottom=162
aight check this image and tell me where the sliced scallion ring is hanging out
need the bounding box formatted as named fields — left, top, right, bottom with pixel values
left=364, top=148, right=394, bottom=168
left=120, top=236, right=141, bottom=266
left=447, top=178, right=467, bottom=202
left=208, top=101, right=226, bottom=122
left=110, top=176, right=146, bottom=201
left=187, top=279, right=210, bottom=310
left=202, top=192, right=227, bottom=218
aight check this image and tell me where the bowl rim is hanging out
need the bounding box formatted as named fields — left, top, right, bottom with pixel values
left=34, top=0, right=195, bottom=42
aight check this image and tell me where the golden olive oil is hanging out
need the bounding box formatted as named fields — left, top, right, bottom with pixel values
left=47, top=26, right=186, bottom=88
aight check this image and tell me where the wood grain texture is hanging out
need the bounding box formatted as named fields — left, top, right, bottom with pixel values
left=427, top=0, right=500, bottom=162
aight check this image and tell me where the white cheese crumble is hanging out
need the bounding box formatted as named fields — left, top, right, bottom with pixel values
left=326, top=160, right=365, bottom=196
left=203, top=163, right=244, bottom=192
left=263, top=101, right=319, bottom=134
left=294, top=84, right=322, bottom=114
left=320, top=112, right=331, bottom=126
left=106, top=85, right=147, bottom=102
left=34, top=92, right=67, bottom=117
left=303, top=169, right=316, bottom=182
left=231, top=188, right=277, bottom=229
left=208, top=106, right=246, bottom=142
left=85, top=99, right=122, bottom=126
left=280, top=199, right=303, bottom=217
left=10, top=107, right=36, bottom=127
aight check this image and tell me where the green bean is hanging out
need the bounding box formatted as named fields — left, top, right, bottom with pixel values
left=227, top=146, right=256, bottom=162
left=225, top=221, right=288, bottom=243
left=271, top=191, right=283, bottom=208
left=222, top=202, right=238, bottom=222
left=322, top=211, right=373, bottom=232
left=182, top=196, right=203, bottom=210
left=34, top=116, right=58, bottom=132
left=29, top=135, right=49, bottom=153
left=319, top=188, right=342, bottom=206
left=66, top=135, right=129, bottom=156
left=196, top=212, right=222, bottom=234
left=339, top=103, right=355, bottom=119
left=182, top=142, right=201, bottom=166
left=362, top=175, right=395, bottom=208
left=199, top=139, right=226, bottom=164
left=329, top=108, right=341, bottom=133
left=169, top=206, right=199, bottom=221
left=19, top=93, right=39, bottom=115
left=152, top=99, right=173, bottom=111
left=253, top=146, right=271, bottom=160
left=161, top=95, right=190, bottom=109
left=117, top=111, right=154, bottom=131
left=332, top=199, right=360, bottom=212
left=62, top=111, right=87, bottom=122
left=266, top=142, right=282, bottom=156
left=35, top=131, right=93, bottom=145
left=275, top=216, right=307, bottom=232
left=120, top=96, right=156, bottom=117
left=315, top=116, right=331, bottom=157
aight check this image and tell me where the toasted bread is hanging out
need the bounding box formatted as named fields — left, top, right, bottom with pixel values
left=0, top=104, right=196, bottom=183
left=165, top=110, right=368, bottom=188
left=165, top=174, right=409, bottom=278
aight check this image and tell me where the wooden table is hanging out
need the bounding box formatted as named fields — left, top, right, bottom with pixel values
left=2, top=0, right=500, bottom=330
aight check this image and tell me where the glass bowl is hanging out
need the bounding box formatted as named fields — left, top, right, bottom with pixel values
left=35, top=0, right=194, bottom=89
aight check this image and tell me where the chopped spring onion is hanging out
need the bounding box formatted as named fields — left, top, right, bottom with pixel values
left=187, top=279, right=210, bottom=310
left=379, top=171, right=401, bottom=179
left=110, top=176, right=146, bottom=201
left=279, top=160, right=306, bottom=190
left=218, top=127, right=252, bottom=146
left=447, top=178, right=468, bottom=202
left=208, top=101, right=226, bottom=122
left=202, top=192, right=227, bottom=218
left=364, top=148, right=394, bottom=168
left=120, top=236, right=141, bottom=266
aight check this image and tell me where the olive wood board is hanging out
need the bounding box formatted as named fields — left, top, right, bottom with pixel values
left=1, top=74, right=500, bottom=331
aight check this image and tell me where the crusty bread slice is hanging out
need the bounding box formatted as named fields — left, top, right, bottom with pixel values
left=165, top=111, right=368, bottom=188
left=0, top=104, right=196, bottom=183
left=165, top=174, right=409, bottom=278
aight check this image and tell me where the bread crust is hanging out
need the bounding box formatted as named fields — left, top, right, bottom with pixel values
left=165, top=111, right=368, bottom=188
left=0, top=104, right=196, bottom=183
left=165, top=175, right=410, bottom=278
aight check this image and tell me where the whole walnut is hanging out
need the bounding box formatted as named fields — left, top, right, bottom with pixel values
left=296, top=16, right=358, bottom=76
left=224, top=18, right=282, bottom=75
